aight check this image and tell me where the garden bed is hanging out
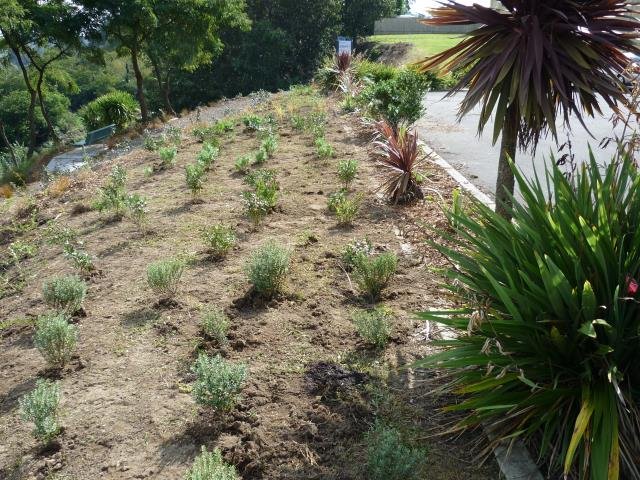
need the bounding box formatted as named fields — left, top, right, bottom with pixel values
left=0, top=90, right=499, bottom=479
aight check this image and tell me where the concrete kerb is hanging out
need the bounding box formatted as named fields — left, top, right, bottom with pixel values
left=420, top=140, right=543, bottom=480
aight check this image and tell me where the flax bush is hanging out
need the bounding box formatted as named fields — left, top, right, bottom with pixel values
left=192, top=353, right=247, bottom=411
left=42, top=275, right=87, bottom=314
left=201, top=224, right=236, bottom=258
left=34, top=313, right=78, bottom=368
left=19, top=379, right=61, bottom=444
left=245, top=241, right=291, bottom=297
left=186, top=446, right=239, bottom=480
left=201, top=307, right=230, bottom=344
left=353, top=251, right=397, bottom=300
left=146, top=258, right=184, bottom=299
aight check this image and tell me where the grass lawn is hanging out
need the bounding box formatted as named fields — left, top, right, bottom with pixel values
left=368, top=33, right=463, bottom=63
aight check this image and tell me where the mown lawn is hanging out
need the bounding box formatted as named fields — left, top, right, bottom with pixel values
left=368, top=33, right=463, bottom=63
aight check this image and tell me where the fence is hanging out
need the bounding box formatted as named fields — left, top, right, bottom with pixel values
left=374, top=17, right=477, bottom=35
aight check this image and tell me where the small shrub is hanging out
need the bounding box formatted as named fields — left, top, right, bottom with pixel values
left=93, top=165, right=128, bottom=217
left=8, top=239, right=37, bottom=262
left=202, top=224, right=236, bottom=258
left=315, top=137, right=334, bottom=159
left=242, top=114, right=264, bottom=131
left=125, top=193, right=148, bottom=229
left=290, top=114, right=306, bottom=131
left=63, top=244, right=95, bottom=274
left=19, top=379, right=61, bottom=444
left=185, top=163, right=206, bottom=197
left=146, top=258, right=184, bottom=299
left=307, top=114, right=326, bottom=140
left=212, top=119, right=234, bottom=135
left=366, top=422, right=426, bottom=480
left=337, top=159, right=358, bottom=188
left=186, top=446, right=239, bottom=480
left=341, top=238, right=374, bottom=270
left=42, top=275, right=87, bottom=314
left=355, top=60, right=398, bottom=84
left=353, top=307, right=392, bottom=348
left=1, top=144, right=34, bottom=186
left=234, top=155, right=251, bottom=174
left=166, top=126, right=182, bottom=146
left=335, top=195, right=361, bottom=225
left=254, top=147, right=268, bottom=165
left=244, top=169, right=276, bottom=188
left=192, top=353, right=247, bottom=411
left=327, top=189, right=347, bottom=213
left=196, top=142, right=219, bottom=171
left=34, top=313, right=78, bottom=368
left=242, top=191, right=269, bottom=225
left=159, top=146, right=178, bottom=168
left=245, top=241, right=290, bottom=297
left=201, top=307, right=230, bottom=344
left=261, top=135, right=278, bottom=157
left=79, top=90, right=139, bottom=131
left=44, top=223, right=78, bottom=246
left=143, top=132, right=165, bottom=151
left=352, top=251, right=397, bottom=300
left=192, top=125, right=222, bottom=143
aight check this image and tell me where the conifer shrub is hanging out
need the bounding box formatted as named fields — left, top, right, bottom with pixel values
left=201, top=224, right=236, bottom=258
left=353, top=251, right=397, bottom=300
left=201, top=307, right=230, bottom=344
left=244, top=241, right=291, bottom=297
left=34, top=313, right=78, bottom=368
left=192, top=353, right=247, bottom=411
left=186, top=446, right=239, bottom=480
left=146, top=258, right=185, bottom=299
left=353, top=307, right=392, bottom=348
left=42, top=275, right=87, bottom=314
left=19, top=379, right=61, bottom=444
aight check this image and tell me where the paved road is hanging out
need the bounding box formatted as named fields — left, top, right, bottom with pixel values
left=415, top=91, right=634, bottom=196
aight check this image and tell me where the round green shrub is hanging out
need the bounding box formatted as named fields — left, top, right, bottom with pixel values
left=353, top=251, right=398, bottom=300
left=42, top=275, right=87, bottom=314
left=19, top=379, right=61, bottom=444
left=34, top=313, right=78, bottom=368
left=79, top=90, right=139, bottom=131
left=186, top=446, right=239, bottom=480
left=244, top=241, right=291, bottom=297
left=146, top=258, right=185, bottom=299
left=192, top=353, right=247, bottom=411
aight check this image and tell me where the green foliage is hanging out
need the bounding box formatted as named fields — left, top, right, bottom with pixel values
left=449, top=187, right=463, bottom=230
left=341, top=238, right=374, bottom=270
left=332, top=193, right=362, bottom=225
left=144, top=132, right=166, bottom=152
left=290, top=114, right=306, bottom=131
left=42, top=275, right=87, bottom=314
left=366, top=422, right=427, bottom=480
left=261, top=134, right=278, bottom=157
left=353, top=307, right=392, bottom=348
left=212, top=119, right=234, bottom=135
left=245, top=241, right=291, bottom=297
left=355, top=60, right=398, bottom=84
left=166, top=126, right=182, bottom=147
left=8, top=239, right=38, bottom=262
left=341, top=0, right=396, bottom=38
left=185, top=163, right=206, bottom=196
left=93, top=165, right=128, bottom=217
left=358, top=68, right=429, bottom=127
left=337, top=159, right=358, bottom=188
left=315, top=137, right=334, bottom=159
left=146, top=258, right=185, bottom=299
left=0, top=145, right=34, bottom=186
left=234, top=154, right=251, bottom=174
left=202, top=224, right=236, bottom=258
left=63, top=244, right=95, bottom=274
left=327, top=189, right=347, bottom=213
left=192, top=353, right=247, bottom=411
left=159, top=146, right=178, bottom=168
left=186, top=446, right=239, bottom=480
left=44, top=223, right=78, bottom=246
left=19, top=379, right=61, bottom=444
left=242, top=191, right=270, bottom=225
left=34, top=313, right=78, bottom=368
left=416, top=155, right=640, bottom=479
left=254, top=147, right=268, bottom=165
left=201, top=307, right=230, bottom=344
left=79, top=90, right=139, bottom=131
left=196, top=142, right=219, bottom=170
left=353, top=251, right=397, bottom=300
left=125, top=193, right=149, bottom=229
left=242, top=114, right=264, bottom=131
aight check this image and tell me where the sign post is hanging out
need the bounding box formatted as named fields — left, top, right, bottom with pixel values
left=337, top=36, right=353, bottom=55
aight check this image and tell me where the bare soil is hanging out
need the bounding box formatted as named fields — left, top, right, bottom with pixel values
left=0, top=92, right=499, bottom=479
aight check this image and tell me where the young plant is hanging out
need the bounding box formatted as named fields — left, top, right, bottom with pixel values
left=213, top=119, right=234, bottom=135
left=315, top=137, right=334, bottom=159
left=125, top=193, right=149, bottom=229
left=196, top=142, right=219, bottom=171
left=352, top=251, right=397, bottom=300
left=19, top=379, right=61, bottom=444
left=63, top=244, right=95, bottom=274
left=254, top=147, right=268, bottom=165
left=192, top=125, right=222, bottom=144
left=335, top=195, right=362, bottom=225
left=93, top=165, right=128, bottom=217
left=261, top=134, right=278, bottom=157
left=42, top=275, right=87, bottom=314
left=353, top=307, right=393, bottom=348
left=290, top=114, right=306, bottom=131
left=201, top=224, right=236, bottom=258
left=341, top=238, right=374, bottom=271
left=34, top=313, right=78, bottom=368
left=8, top=240, right=37, bottom=262
left=166, top=126, right=182, bottom=146
left=366, top=421, right=427, bottom=480
left=143, top=132, right=165, bottom=152
left=327, top=189, right=347, bottom=213
left=185, top=163, right=206, bottom=197
left=191, top=353, right=247, bottom=411
left=449, top=187, right=463, bottom=230
left=242, top=191, right=270, bottom=225
left=244, top=241, right=291, bottom=297
left=44, top=223, right=78, bottom=246
left=201, top=307, right=230, bottom=344
left=234, top=155, right=251, bottom=174
left=337, top=159, right=358, bottom=188
left=158, top=146, right=178, bottom=168
left=242, top=114, right=264, bottom=131
left=146, top=258, right=185, bottom=300
left=186, top=446, right=239, bottom=480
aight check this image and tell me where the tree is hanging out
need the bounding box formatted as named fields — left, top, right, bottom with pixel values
left=418, top=1, right=640, bottom=218
left=395, top=0, right=411, bottom=15
left=341, top=0, right=396, bottom=39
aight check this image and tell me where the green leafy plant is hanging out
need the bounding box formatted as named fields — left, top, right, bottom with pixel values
left=242, top=191, right=270, bottom=225
left=261, top=134, right=278, bottom=157
left=34, top=313, right=78, bottom=368
left=337, top=159, right=358, bottom=188
left=201, top=307, right=230, bottom=344
left=355, top=60, right=398, bottom=84
left=20, top=379, right=61, bottom=444
left=245, top=241, right=291, bottom=297
left=186, top=446, right=239, bottom=480
left=416, top=155, right=640, bottom=480
left=192, top=125, right=223, bottom=144
left=8, top=239, right=37, bottom=262
left=143, top=132, right=165, bottom=152
left=79, top=90, right=139, bottom=131
left=212, top=119, right=234, bottom=135
left=254, top=147, right=268, bottom=165
left=196, top=142, right=219, bottom=171
left=234, top=155, right=251, bottom=174
left=315, top=137, right=334, bottom=159
left=353, top=307, right=393, bottom=348
left=449, top=187, right=463, bottom=230
left=93, top=165, right=128, bottom=217
left=166, top=126, right=182, bottom=146
left=341, top=238, right=374, bottom=270
left=366, top=421, right=427, bottom=480
left=327, top=189, right=347, bottom=213
left=63, top=244, right=95, bottom=274
left=146, top=258, right=185, bottom=300
left=201, top=224, right=236, bottom=258
left=290, top=114, right=306, bottom=131
left=125, top=193, right=149, bottom=229
left=353, top=251, right=397, bottom=300
left=242, top=114, right=264, bottom=131
left=0, top=144, right=34, bottom=186
left=192, top=353, right=247, bottom=411
left=185, top=163, right=206, bottom=197
left=44, top=223, right=78, bottom=246
left=159, top=146, right=178, bottom=168
left=42, top=275, right=87, bottom=314
left=334, top=194, right=362, bottom=225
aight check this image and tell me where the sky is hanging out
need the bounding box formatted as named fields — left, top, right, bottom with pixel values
left=411, top=0, right=490, bottom=15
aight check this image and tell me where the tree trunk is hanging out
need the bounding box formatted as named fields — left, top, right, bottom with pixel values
left=0, top=121, right=16, bottom=163
left=149, top=55, right=176, bottom=117
left=495, top=104, right=519, bottom=220
left=35, top=70, right=60, bottom=143
left=130, top=48, right=149, bottom=122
